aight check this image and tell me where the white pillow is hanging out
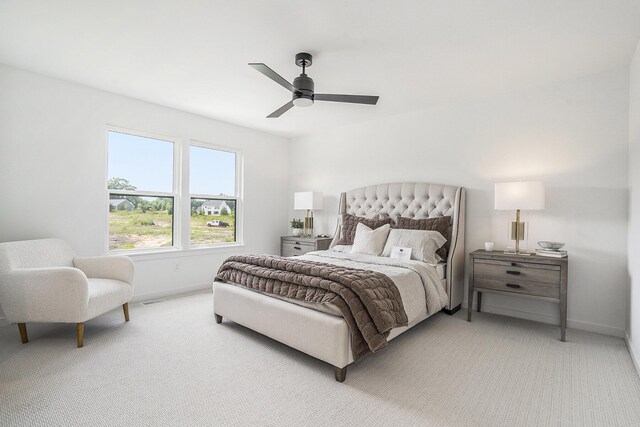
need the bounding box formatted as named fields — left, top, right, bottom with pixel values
left=350, top=223, right=391, bottom=256
left=382, top=229, right=447, bottom=264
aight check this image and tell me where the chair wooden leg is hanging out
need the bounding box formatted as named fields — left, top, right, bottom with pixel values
left=123, top=303, right=130, bottom=322
left=334, top=366, right=347, bottom=383
left=18, top=323, right=28, bottom=344
left=76, top=323, right=84, bottom=348
left=214, top=313, right=223, bottom=324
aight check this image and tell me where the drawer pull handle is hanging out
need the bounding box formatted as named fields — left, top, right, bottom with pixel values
left=506, top=270, right=521, bottom=275
left=295, top=242, right=300, bottom=245
left=293, top=246, right=301, bottom=250
left=506, top=283, right=521, bottom=289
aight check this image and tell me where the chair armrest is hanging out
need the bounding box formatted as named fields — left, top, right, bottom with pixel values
left=73, top=256, right=134, bottom=285
left=0, top=267, right=89, bottom=323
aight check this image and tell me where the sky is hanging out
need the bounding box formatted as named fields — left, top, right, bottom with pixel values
left=108, top=131, right=236, bottom=196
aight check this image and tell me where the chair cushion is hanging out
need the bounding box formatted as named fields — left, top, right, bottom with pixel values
left=85, top=279, right=133, bottom=321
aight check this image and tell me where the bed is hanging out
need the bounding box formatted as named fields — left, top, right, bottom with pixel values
left=213, top=182, right=465, bottom=381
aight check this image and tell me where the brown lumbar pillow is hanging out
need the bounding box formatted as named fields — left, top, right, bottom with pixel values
left=394, top=216, right=451, bottom=260
left=336, top=214, right=392, bottom=245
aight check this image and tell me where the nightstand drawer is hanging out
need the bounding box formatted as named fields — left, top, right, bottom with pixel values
left=282, top=240, right=315, bottom=256
left=474, top=259, right=560, bottom=285
left=474, top=277, right=560, bottom=299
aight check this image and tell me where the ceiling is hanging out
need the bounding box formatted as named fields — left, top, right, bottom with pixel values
left=1, top=0, right=640, bottom=138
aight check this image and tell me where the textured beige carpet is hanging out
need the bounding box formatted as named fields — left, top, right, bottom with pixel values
left=1, top=290, right=639, bottom=427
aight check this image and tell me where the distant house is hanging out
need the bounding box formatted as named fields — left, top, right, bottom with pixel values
left=110, top=199, right=135, bottom=211
left=198, top=200, right=231, bottom=216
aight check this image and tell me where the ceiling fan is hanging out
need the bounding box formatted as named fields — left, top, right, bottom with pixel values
left=249, top=52, right=379, bottom=118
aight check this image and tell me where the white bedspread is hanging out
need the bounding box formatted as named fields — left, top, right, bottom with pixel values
left=287, top=251, right=448, bottom=323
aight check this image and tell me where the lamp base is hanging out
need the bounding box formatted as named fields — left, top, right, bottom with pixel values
left=303, top=210, right=314, bottom=237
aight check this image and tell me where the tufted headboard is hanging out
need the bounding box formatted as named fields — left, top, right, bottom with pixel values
left=330, top=182, right=466, bottom=312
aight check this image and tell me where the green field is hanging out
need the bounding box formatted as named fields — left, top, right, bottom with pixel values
left=109, top=210, right=235, bottom=250
left=190, top=213, right=236, bottom=245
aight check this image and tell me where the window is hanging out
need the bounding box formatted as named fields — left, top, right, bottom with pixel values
left=106, top=128, right=242, bottom=253
left=107, top=131, right=176, bottom=251
left=189, top=145, right=238, bottom=246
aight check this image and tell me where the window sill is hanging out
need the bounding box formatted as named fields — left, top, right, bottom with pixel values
left=108, top=243, right=245, bottom=261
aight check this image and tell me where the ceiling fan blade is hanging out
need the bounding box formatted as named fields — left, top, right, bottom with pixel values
left=267, top=100, right=295, bottom=118
left=314, top=94, right=379, bottom=105
left=249, top=63, right=295, bottom=92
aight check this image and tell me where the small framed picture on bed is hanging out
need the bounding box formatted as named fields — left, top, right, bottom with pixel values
left=390, top=246, right=412, bottom=261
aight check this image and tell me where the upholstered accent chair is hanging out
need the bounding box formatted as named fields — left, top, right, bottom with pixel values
left=0, top=239, right=134, bottom=347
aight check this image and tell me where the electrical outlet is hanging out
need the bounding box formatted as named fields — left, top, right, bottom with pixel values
left=174, top=263, right=180, bottom=272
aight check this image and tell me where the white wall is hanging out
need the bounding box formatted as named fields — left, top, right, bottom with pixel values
left=290, top=68, right=630, bottom=337
left=628, top=39, right=640, bottom=370
left=0, top=64, right=290, bottom=307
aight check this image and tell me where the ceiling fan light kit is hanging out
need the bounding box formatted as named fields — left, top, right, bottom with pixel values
left=249, top=52, right=379, bottom=118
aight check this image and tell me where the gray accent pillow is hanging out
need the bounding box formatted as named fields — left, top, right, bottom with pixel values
left=336, top=214, right=392, bottom=246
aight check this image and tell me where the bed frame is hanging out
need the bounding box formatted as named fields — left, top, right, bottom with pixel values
left=213, top=182, right=465, bottom=382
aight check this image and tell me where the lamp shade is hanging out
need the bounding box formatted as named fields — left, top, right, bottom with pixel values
left=494, top=181, right=545, bottom=211
left=294, top=192, right=323, bottom=210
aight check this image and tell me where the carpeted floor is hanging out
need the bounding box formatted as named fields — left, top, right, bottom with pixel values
left=1, top=290, right=639, bottom=427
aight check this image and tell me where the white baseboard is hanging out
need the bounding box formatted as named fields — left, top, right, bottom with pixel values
left=131, top=283, right=211, bottom=303
left=464, top=301, right=625, bottom=338
left=626, top=333, right=640, bottom=378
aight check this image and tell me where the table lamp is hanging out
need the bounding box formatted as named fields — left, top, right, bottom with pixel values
left=494, top=181, right=545, bottom=254
left=294, top=192, right=323, bottom=237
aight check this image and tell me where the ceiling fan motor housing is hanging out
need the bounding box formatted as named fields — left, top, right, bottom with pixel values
left=293, top=74, right=314, bottom=106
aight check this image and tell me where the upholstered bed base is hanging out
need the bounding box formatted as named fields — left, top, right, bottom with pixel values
left=214, top=282, right=353, bottom=368
left=213, top=281, right=435, bottom=369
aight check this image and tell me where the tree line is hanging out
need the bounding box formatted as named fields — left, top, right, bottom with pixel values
left=109, top=177, right=234, bottom=216
left=108, top=177, right=173, bottom=213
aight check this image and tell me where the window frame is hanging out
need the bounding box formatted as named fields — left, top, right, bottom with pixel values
left=183, top=140, right=243, bottom=249
left=105, top=126, right=243, bottom=255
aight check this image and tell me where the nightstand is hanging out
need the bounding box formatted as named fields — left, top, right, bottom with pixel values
left=467, top=250, right=568, bottom=341
left=281, top=236, right=333, bottom=257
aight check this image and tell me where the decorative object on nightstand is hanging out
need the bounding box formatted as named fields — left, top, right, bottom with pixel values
left=467, top=249, right=568, bottom=341
left=290, top=218, right=304, bottom=237
left=536, top=241, right=567, bottom=258
left=294, top=192, right=323, bottom=237
left=281, top=236, right=332, bottom=257
left=494, top=181, right=545, bottom=255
